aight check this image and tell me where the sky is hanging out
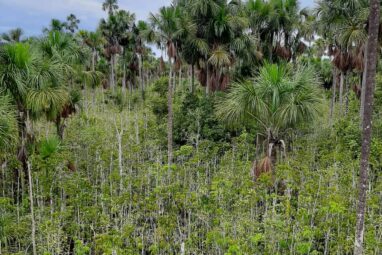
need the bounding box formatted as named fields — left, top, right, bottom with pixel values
left=0, top=0, right=315, bottom=37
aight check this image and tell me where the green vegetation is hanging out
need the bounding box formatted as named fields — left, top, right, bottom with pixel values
left=0, top=0, right=381, bottom=254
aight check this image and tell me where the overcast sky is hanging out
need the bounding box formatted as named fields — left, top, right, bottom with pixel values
left=0, top=0, right=315, bottom=37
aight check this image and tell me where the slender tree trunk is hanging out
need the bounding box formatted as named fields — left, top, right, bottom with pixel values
left=167, top=61, right=174, bottom=167
left=92, top=49, right=96, bottom=72
left=110, top=54, right=116, bottom=91
left=116, top=129, right=123, bottom=193
left=56, top=115, right=65, bottom=140
left=360, top=41, right=368, bottom=122
left=122, top=62, right=126, bottom=94
left=354, top=1, right=380, bottom=254
left=345, top=72, right=350, bottom=115
left=16, top=108, right=28, bottom=185
left=191, top=64, right=195, bottom=94
left=139, top=54, right=144, bottom=100
left=339, top=72, right=344, bottom=115
left=27, top=162, right=37, bottom=255
left=330, top=68, right=337, bottom=123
left=179, top=66, right=182, bottom=91
left=206, top=63, right=210, bottom=94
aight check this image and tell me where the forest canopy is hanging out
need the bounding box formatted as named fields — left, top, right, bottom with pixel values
left=0, top=0, right=381, bottom=254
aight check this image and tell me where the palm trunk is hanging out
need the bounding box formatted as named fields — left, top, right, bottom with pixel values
left=339, top=72, right=344, bottom=115
left=16, top=107, right=28, bottom=185
left=206, top=63, right=210, bottom=94
left=122, top=63, right=126, bottom=94
left=110, top=54, right=116, bottom=90
left=138, top=54, right=144, bottom=100
left=345, top=72, right=349, bottom=115
left=179, top=67, right=182, bottom=90
left=27, top=161, right=37, bottom=255
left=354, top=1, right=380, bottom=254
left=360, top=41, right=368, bottom=122
left=191, top=64, right=195, bottom=94
left=167, top=61, right=174, bottom=167
left=330, top=68, right=337, bottom=123
left=56, top=115, right=65, bottom=140
left=92, top=49, right=96, bottom=72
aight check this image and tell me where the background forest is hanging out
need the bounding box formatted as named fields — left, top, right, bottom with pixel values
left=0, top=0, right=382, bottom=254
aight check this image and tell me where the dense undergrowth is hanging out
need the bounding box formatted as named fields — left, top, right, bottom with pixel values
left=1, top=77, right=381, bottom=255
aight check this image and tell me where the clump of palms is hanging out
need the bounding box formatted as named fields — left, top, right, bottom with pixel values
left=217, top=63, right=323, bottom=176
left=1, top=28, right=24, bottom=42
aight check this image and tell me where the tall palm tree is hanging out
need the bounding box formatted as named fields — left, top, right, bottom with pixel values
left=316, top=0, right=369, bottom=117
left=354, top=0, right=380, bottom=254
left=102, top=0, right=119, bottom=16
left=80, top=31, right=104, bottom=71
left=37, top=31, right=84, bottom=139
left=178, top=0, right=257, bottom=91
left=66, top=14, right=80, bottom=34
left=0, top=43, right=33, bottom=172
left=44, top=19, right=66, bottom=33
left=150, top=6, right=180, bottom=167
left=99, top=10, right=135, bottom=90
left=1, top=28, right=24, bottom=42
left=217, top=63, right=322, bottom=176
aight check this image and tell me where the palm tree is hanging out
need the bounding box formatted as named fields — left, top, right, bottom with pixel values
left=0, top=43, right=33, bottom=172
left=44, top=19, right=66, bottom=33
left=102, top=0, right=119, bottom=16
left=99, top=10, right=135, bottom=90
left=1, top=28, right=24, bottom=42
left=80, top=31, right=104, bottom=71
left=217, top=63, right=322, bottom=176
left=354, top=0, right=380, bottom=254
left=37, top=31, right=84, bottom=139
left=179, top=0, right=257, bottom=91
left=316, top=0, right=369, bottom=117
left=66, top=14, right=80, bottom=34
left=150, top=6, right=180, bottom=167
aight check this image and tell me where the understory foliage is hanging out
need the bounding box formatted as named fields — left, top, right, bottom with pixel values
left=0, top=81, right=381, bottom=254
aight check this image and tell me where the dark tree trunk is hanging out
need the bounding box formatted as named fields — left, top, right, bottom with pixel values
left=354, top=0, right=380, bottom=254
left=360, top=41, right=368, bottom=122
left=345, top=72, right=349, bottom=115
left=191, top=64, right=195, bottom=94
left=167, top=62, right=174, bottom=167
left=16, top=107, right=28, bottom=180
left=122, top=62, right=126, bottom=93
left=56, top=115, right=65, bottom=140
left=330, top=68, right=337, bottom=123
left=339, top=72, right=344, bottom=115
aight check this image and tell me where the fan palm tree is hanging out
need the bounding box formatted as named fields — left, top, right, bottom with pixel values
left=36, top=31, right=84, bottom=139
left=44, top=19, right=66, bottom=33
left=102, top=0, right=119, bottom=16
left=150, top=6, right=181, bottom=166
left=99, top=10, right=135, bottom=90
left=66, top=14, right=80, bottom=34
left=1, top=28, right=24, bottom=42
left=80, top=30, right=105, bottom=71
left=177, top=0, right=257, bottom=91
left=217, top=63, right=322, bottom=176
left=0, top=43, right=33, bottom=172
left=0, top=42, right=67, bottom=173
left=316, top=0, right=369, bottom=117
